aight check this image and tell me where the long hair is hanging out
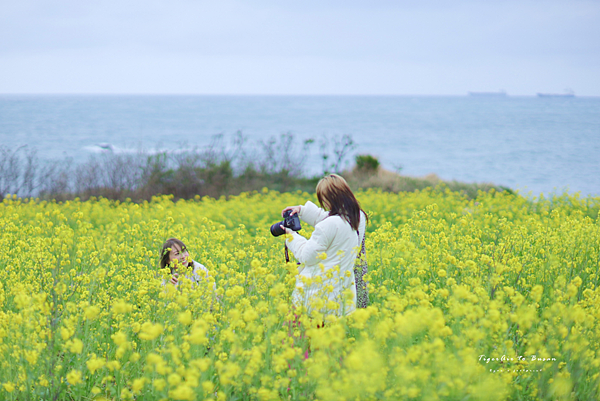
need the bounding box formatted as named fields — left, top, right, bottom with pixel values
left=159, top=237, right=187, bottom=273
left=316, top=174, right=368, bottom=231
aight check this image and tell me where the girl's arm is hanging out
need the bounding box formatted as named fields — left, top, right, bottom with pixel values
left=285, top=221, right=333, bottom=265
left=298, top=201, right=329, bottom=227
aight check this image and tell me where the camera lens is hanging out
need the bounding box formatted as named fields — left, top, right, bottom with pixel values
left=270, top=221, right=286, bottom=237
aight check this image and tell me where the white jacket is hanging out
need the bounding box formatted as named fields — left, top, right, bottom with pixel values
left=286, top=201, right=366, bottom=317
left=163, top=260, right=213, bottom=289
left=189, top=260, right=211, bottom=286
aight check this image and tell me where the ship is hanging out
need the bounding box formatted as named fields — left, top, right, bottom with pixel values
left=537, top=89, right=575, bottom=98
left=468, top=90, right=507, bottom=97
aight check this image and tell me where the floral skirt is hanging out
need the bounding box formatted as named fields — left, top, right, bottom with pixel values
left=354, top=235, right=369, bottom=308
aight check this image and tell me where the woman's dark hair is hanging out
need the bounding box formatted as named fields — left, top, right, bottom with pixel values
left=316, top=174, right=368, bottom=231
left=159, top=237, right=187, bottom=273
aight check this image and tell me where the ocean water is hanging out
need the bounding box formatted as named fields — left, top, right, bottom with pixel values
left=1, top=95, right=599, bottom=197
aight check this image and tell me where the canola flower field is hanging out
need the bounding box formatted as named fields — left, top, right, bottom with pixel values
left=1, top=188, right=599, bottom=401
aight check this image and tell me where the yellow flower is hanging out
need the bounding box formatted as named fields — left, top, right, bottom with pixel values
left=111, top=331, right=127, bottom=346
left=243, top=308, right=259, bottom=322
left=66, top=370, right=83, bottom=385
left=86, top=354, right=106, bottom=374
left=60, top=326, right=74, bottom=340
left=85, top=305, right=101, bottom=320
left=37, top=375, right=49, bottom=387
left=153, top=378, right=167, bottom=391
left=138, top=322, right=164, bottom=341
left=191, top=358, right=211, bottom=372
left=113, top=299, right=134, bottom=314
left=121, top=388, right=134, bottom=400
left=168, top=373, right=182, bottom=386
left=327, top=301, right=340, bottom=310
left=188, top=320, right=209, bottom=345
left=276, top=303, right=288, bottom=315
left=202, top=381, right=214, bottom=393
left=67, top=338, right=84, bottom=354
left=566, top=284, right=578, bottom=298
left=2, top=187, right=599, bottom=400
left=106, top=360, right=121, bottom=371
left=169, top=384, right=195, bottom=400
left=178, top=310, right=193, bottom=325
left=531, top=285, right=544, bottom=302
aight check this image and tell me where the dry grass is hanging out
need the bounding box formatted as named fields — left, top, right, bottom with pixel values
left=1, top=136, right=509, bottom=202
left=343, top=167, right=507, bottom=199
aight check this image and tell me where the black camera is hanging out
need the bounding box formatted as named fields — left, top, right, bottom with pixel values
left=270, top=210, right=302, bottom=237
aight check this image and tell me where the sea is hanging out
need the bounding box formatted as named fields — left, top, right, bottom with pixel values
left=1, top=95, right=599, bottom=197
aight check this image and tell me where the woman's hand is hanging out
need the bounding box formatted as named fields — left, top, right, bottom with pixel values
left=170, top=272, right=179, bottom=286
left=279, top=224, right=293, bottom=235
left=282, top=205, right=301, bottom=217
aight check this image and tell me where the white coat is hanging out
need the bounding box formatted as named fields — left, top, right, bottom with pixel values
left=189, top=260, right=211, bottom=286
left=163, top=260, right=213, bottom=289
left=285, top=200, right=366, bottom=317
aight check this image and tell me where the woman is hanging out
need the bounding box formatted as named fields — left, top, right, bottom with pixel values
left=159, top=237, right=211, bottom=288
left=281, top=174, right=368, bottom=317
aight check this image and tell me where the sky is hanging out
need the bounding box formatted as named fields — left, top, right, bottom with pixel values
left=1, top=0, right=599, bottom=96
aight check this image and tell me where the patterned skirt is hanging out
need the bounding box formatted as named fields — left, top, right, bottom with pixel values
left=354, top=235, right=369, bottom=308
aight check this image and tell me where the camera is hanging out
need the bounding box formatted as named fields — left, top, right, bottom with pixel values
left=270, top=210, right=302, bottom=237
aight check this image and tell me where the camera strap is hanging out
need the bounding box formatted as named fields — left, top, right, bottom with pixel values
left=285, top=244, right=290, bottom=263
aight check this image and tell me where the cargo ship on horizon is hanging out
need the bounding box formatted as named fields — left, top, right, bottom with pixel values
left=468, top=91, right=507, bottom=97
left=537, top=89, right=575, bottom=98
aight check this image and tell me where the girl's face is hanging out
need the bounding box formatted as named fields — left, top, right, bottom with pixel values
left=169, top=243, right=190, bottom=268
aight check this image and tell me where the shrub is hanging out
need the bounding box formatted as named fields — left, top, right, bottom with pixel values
left=355, top=154, right=380, bottom=172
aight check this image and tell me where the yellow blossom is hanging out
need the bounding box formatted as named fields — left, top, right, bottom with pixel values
left=66, top=370, right=83, bottom=385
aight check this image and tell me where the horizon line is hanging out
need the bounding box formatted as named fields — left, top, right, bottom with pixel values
left=1, top=92, right=599, bottom=98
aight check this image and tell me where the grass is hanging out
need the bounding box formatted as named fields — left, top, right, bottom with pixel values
left=1, top=134, right=509, bottom=202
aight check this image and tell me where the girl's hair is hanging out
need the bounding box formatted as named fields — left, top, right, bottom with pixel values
left=316, top=174, right=368, bottom=231
left=159, top=237, right=187, bottom=272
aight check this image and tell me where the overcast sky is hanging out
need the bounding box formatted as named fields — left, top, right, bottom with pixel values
left=1, top=0, right=599, bottom=96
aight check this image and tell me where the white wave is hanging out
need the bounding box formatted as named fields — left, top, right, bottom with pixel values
left=83, top=144, right=192, bottom=155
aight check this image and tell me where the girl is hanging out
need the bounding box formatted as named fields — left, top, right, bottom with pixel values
left=159, top=237, right=211, bottom=288
left=281, top=174, right=369, bottom=317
